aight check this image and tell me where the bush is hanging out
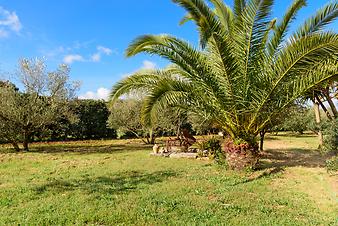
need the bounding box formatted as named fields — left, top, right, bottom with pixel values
left=326, top=156, right=338, bottom=173
left=196, top=137, right=226, bottom=164
left=322, top=118, right=338, bottom=154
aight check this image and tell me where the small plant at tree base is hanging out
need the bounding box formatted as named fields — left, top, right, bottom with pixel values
left=195, top=136, right=224, bottom=162
left=196, top=140, right=208, bottom=152
left=326, top=156, right=338, bottom=173
left=205, top=136, right=222, bottom=158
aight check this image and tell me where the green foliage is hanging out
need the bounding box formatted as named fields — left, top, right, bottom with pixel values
left=108, top=99, right=144, bottom=138
left=278, top=105, right=315, bottom=134
left=322, top=118, right=338, bottom=154
left=110, top=0, right=338, bottom=146
left=108, top=99, right=187, bottom=143
left=0, top=58, right=79, bottom=151
left=196, top=136, right=224, bottom=162
left=188, top=113, right=221, bottom=135
left=69, top=99, right=116, bottom=140
left=325, top=156, right=338, bottom=173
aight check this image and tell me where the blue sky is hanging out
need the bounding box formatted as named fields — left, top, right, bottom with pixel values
left=0, top=0, right=336, bottom=99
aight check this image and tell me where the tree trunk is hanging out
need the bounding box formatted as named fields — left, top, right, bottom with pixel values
left=23, top=129, right=30, bottom=151
left=313, top=98, right=323, bottom=148
left=23, top=140, right=29, bottom=151
left=148, top=129, right=155, bottom=144
left=323, top=88, right=338, bottom=118
left=259, top=131, right=266, bottom=151
left=315, top=95, right=333, bottom=120
left=149, top=129, right=156, bottom=145
left=11, top=141, right=20, bottom=152
left=223, top=139, right=259, bottom=170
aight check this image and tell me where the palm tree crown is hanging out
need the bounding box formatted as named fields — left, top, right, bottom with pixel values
left=110, top=0, right=338, bottom=144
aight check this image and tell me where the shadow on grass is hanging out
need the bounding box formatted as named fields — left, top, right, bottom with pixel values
left=34, top=170, right=178, bottom=195
left=267, top=133, right=316, bottom=138
left=27, top=144, right=152, bottom=154
left=258, top=148, right=326, bottom=169
left=231, top=167, right=285, bottom=186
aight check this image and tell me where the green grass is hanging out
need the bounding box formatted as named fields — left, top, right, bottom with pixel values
left=0, top=134, right=337, bottom=225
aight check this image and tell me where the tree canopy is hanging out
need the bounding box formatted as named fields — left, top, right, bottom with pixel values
left=110, top=0, right=338, bottom=146
left=0, top=58, right=79, bottom=151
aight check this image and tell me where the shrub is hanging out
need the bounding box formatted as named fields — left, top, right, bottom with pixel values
left=322, top=118, right=338, bottom=154
left=196, top=137, right=226, bottom=164
left=326, top=156, right=338, bottom=173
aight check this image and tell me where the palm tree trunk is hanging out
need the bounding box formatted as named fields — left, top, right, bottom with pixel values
left=259, top=130, right=266, bottom=151
left=223, top=139, right=259, bottom=170
left=313, top=98, right=323, bottom=148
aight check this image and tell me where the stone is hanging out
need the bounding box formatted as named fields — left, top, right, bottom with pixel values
left=169, top=152, right=198, bottom=159
left=188, top=147, right=198, bottom=153
left=152, top=144, right=160, bottom=153
left=170, top=146, right=188, bottom=152
left=159, top=147, right=166, bottom=154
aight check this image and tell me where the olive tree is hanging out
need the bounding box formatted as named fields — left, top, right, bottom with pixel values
left=0, top=58, right=79, bottom=151
left=108, top=98, right=185, bottom=144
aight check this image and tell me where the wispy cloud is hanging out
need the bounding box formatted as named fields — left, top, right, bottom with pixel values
left=63, top=54, right=84, bottom=64
left=91, top=53, right=101, bottom=62
left=0, top=6, right=22, bottom=38
left=97, top=46, right=113, bottom=55
left=78, top=60, right=156, bottom=100
left=79, top=87, right=110, bottom=100
left=0, top=29, right=8, bottom=38
left=122, top=60, right=157, bottom=78
left=142, top=60, right=156, bottom=69
left=90, top=45, right=114, bottom=62
left=50, top=44, right=114, bottom=64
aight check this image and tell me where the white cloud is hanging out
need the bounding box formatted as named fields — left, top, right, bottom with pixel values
left=142, top=60, right=156, bottom=69
left=0, top=6, right=22, bottom=38
left=91, top=53, right=101, bottom=62
left=122, top=60, right=157, bottom=78
left=0, top=29, right=8, bottom=38
left=79, top=87, right=110, bottom=100
left=89, top=46, right=113, bottom=62
left=41, top=43, right=115, bottom=63
left=63, top=54, right=84, bottom=64
left=97, top=46, right=112, bottom=55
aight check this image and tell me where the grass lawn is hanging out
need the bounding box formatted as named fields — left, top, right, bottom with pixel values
left=0, top=134, right=336, bottom=225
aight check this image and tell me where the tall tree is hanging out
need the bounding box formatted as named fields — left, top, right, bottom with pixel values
left=69, top=99, right=116, bottom=140
left=108, top=99, right=184, bottom=144
left=0, top=58, right=79, bottom=151
left=110, top=0, right=338, bottom=169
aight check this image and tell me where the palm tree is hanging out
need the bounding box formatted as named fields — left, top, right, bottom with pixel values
left=110, top=0, right=338, bottom=169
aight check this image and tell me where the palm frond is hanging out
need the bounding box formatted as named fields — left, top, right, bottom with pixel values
left=249, top=32, right=338, bottom=130
left=111, top=0, right=338, bottom=142
left=209, top=0, right=234, bottom=32
left=268, top=0, right=306, bottom=55
left=172, top=0, right=225, bottom=48
left=293, top=1, right=338, bottom=39
left=109, top=68, right=174, bottom=103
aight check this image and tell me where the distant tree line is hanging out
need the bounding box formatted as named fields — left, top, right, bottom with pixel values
left=1, top=59, right=337, bottom=154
